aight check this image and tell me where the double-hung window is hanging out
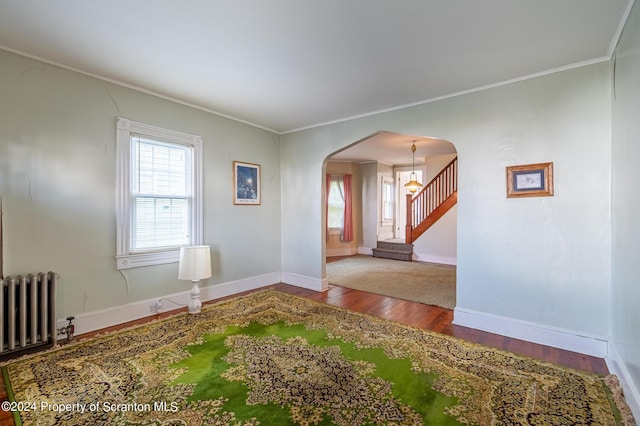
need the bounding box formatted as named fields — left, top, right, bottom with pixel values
left=381, top=177, right=395, bottom=225
left=116, top=118, right=203, bottom=269
left=327, top=176, right=345, bottom=230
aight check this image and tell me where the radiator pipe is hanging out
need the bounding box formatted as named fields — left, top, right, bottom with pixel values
left=57, top=316, right=75, bottom=343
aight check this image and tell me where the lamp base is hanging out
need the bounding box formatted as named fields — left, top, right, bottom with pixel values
left=188, top=280, right=202, bottom=314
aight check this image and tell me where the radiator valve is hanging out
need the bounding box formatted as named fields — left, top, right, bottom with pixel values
left=58, top=316, right=75, bottom=343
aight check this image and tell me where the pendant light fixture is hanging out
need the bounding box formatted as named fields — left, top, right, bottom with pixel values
left=404, top=141, right=423, bottom=193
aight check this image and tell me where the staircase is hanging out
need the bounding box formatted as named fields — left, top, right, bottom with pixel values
left=369, top=156, right=457, bottom=262
left=406, top=156, right=458, bottom=244
left=372, top=241, right=414, bottom=261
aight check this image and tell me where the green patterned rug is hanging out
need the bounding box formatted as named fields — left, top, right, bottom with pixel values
left=1, top=289, right=635, bottom=425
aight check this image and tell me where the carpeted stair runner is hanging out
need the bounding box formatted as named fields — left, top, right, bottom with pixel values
left=372, top=241, right=413, bottom=261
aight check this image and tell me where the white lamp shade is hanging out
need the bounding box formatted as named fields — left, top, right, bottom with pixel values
left=178, top=245, right=212, bottom=281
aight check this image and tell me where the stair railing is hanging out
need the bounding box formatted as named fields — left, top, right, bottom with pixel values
left=405, top=156, right=458, bottom=243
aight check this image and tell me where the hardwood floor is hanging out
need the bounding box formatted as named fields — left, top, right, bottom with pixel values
left=0, top=278, right=609, bottom=425
left=271, top=283, right=609, bottom=375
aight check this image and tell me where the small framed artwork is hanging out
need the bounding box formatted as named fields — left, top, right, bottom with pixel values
left=506, top=162, right=554, bottom=198
left=233, top=161, right=261, bottom=205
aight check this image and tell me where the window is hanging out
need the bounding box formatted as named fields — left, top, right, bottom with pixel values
left=327, top=176, right=345, bottom=229
left=382, top=177, right=395, bottom=222
left=116, top=118, right=203, bottom=269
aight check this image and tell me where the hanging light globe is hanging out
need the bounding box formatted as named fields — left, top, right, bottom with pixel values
left=404, top=141, right=423, bottom=193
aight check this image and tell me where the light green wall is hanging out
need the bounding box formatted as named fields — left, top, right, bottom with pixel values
left=359, top=162, right=378, bottom=250
left=0, top=49, right=281, bottom=317
left=281, top=62, right=612, bottom=337
left=612, top=0, right=640, bottom=413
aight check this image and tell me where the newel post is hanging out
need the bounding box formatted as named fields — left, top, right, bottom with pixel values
left=405, top=193, right=413, bottom=243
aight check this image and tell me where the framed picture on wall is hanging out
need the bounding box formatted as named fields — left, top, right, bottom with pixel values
left=506, top=162, right=554, bottom=198
left=233, top=161, right=261, bottom=205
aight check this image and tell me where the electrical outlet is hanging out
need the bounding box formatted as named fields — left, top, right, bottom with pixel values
left=150, top=300, right=163, bottom=314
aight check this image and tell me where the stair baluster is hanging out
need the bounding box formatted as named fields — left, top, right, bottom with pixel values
left=406, top=156, right=458, bottom=243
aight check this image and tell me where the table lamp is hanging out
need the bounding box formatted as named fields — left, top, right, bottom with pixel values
left=178, top=245, right=212, bottom=314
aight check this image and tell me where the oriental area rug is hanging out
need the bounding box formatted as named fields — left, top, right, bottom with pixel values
left=1, top=289, right=635, bottom=425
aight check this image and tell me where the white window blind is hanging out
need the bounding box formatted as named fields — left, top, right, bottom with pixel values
left=131, top=136, right=192, bottom=252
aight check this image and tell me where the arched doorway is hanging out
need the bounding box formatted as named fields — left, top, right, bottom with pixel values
left=323, top=131, right=458, bottom=309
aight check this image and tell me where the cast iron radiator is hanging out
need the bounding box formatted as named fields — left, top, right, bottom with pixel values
left=0, top=272, right=58, bottom=358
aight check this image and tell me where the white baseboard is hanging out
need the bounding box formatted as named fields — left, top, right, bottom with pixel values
left=453, top=307, right=608, bottom=358
left=280, top=271, right=328, bottom=292
left=358, top=246, right=373, bottom=255
left=413, top=252, right=457, bottom=265
left=606, top=342, right=640, bottom=422
left=57, top=272, right=281, bottom=337
left=326, top=247, right=357, bottom=257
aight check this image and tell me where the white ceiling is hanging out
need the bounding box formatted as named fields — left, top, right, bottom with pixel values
left=0, top=1, right=632, bottom=164
left=330, top=132, right=456, bottom=165
left=0, top=1, right=632, bottom=135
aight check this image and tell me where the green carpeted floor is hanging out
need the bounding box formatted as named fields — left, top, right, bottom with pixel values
left=173, top=321, right=459, bottom=425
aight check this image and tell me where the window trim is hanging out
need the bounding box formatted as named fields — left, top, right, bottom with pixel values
left=381, top=177, right=395, bottom=226
left=115, top=117, right=203, bottom=270
left=327, top=175, right=345, bottom=230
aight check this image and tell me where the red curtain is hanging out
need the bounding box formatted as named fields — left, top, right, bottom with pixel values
left=342, top=174, right=353, bottom=242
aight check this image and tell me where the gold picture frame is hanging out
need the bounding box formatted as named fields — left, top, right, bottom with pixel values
left=506, top=162, right=554, bottom=198
left=233, top=161, right=261, bottom=205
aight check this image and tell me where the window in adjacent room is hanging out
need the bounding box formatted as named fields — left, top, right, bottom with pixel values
left=327, top=176, right=345, bottom=229
left=381, top=177, right=395, bottom=225
left=326, top=174, right=353, bottom=242
left=115, top=118, right=203, bottom=269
